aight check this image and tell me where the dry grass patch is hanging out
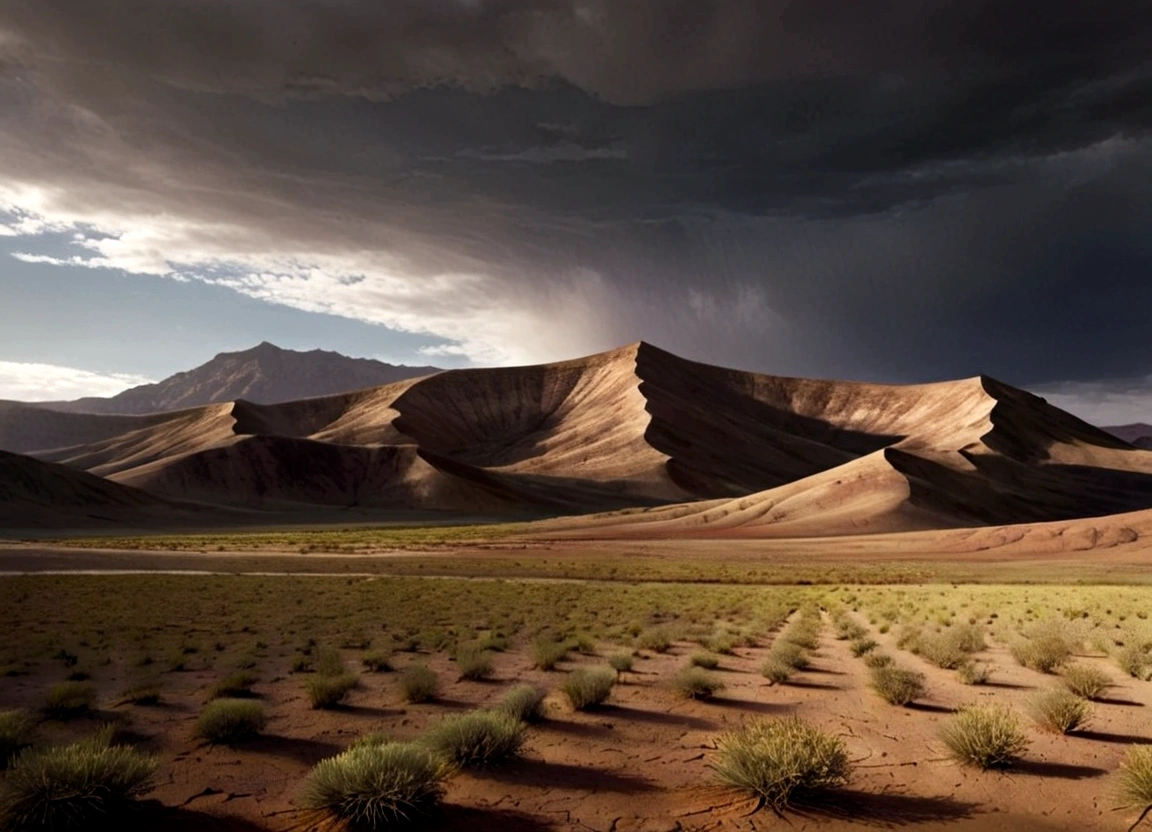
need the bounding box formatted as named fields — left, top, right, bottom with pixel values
left=869, top=666, right=926, bottom=706
left=195, top=699, right=267, bottom=744
left=672, top=667, right=726, bottom=700
left=420, top=710, right=525, bottom=768
left=1118, top=746, right=1152, bottom=809
left=0, top=711, right=33, bottom=771
left=43, top=681, right=96, bottom=720
left=496, top=684, right=547, bottom=723
left=1059, top=664, right=1112, bottom=700
left=940, top=704, right=1029, bottom=769
left=1027, top=688, right=1091, bottom=734
left=561, top=668, right=616, bottom=711
left=399, top=664, right=439, bottom=704
left=306, top=673, right=359, bottom=709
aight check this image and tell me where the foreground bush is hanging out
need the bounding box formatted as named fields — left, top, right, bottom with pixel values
left=1060, top=664, right=1112, bottom=700
left=939, top=705, right=1028, bottom=769
left=306, top=672, right=359, bottom=709
left=672, top=668, right=726, bottom=700
left=561, top=668, right=616, bottom=710
left=712, top=717, right=850, bottom=809
left=399, top=664, right=439, bottom=703
left=1027, top=688, right=1090, bottom=734
left=496, top=685, right=547, bottom=723
left=421, top=711, right=525, bottom=768
left=0, top=711, right=32, bottom=770
left=1118, top=746, right=1152, bottom=808
left=0, top=732, right=156, bottom=830
left=301, top=742, right=447, bottom=829
left=869, top=666, right=926, bottom=706
left=195, top=699, right=267, bottom=744
left=43, top=681, right=96, bottom=720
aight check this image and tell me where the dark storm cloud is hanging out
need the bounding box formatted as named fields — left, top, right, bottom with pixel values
left=1, top=0, right=1152, bottom=401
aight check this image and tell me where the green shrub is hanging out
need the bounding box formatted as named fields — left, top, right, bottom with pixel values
left=455, top=644, right=495, bottom=681
left=497, top=684, right=547, bottom=723
left=672, top=668, right=726, bottom=700
left=421, top=710, right=525, bottom=768
left=636, top=627, right=675, bottom=654
left=1060, top=664, right=1112, bottom=700
left=301, top=742, right=447, bottom=828
left=195, top=699, right=267, bottom=744
left=869, top=666, right=926, bottom=706
left=210, top=671, right=258, bottom=700
left=689, top=652, right=720, bottom=669
left=0, top=732, right=156, bottom=831
left=561, top=668, right=616, bottom=710
left=760, top=657, right=793, bottom=684
left=0, top=711, right=33, bottom=770
left=1011, top=622, right=1074, bottom=673
left=1027, top=688, right=1090, bottom=734
left=306, top=672, right=359, bottom=709
left=608, top=652, right=634, bottom=673
left=43, top=681, right=96, bottom=720
left=531, top=638, right=571, bottom=671
left=1117, top=746, right=1152, bottom=808
left=957, top=661, right=990, bottom=686
left=361, top=650, right=393, bottom=673
left=939, top=705, right=1028, bottom=769
left=850, top=638, right=878, bottom=657
left=399, top=664, right=439, bottom=703
left=712, top=717, right=850, bottom=809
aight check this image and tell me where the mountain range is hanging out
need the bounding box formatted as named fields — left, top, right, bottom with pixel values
left=2, top=341, right=1152, bottom=533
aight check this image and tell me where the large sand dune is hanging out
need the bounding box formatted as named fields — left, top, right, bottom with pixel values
left=3, top=342, right=1152, bottom=529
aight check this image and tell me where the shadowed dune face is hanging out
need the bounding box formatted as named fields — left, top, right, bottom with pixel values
left=3, top=341, right=1152, bottom=531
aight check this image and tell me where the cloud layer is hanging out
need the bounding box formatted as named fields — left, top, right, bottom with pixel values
left=0, top=361, right=152, bottom=401
left=1, top=1, right=1151, bottom=413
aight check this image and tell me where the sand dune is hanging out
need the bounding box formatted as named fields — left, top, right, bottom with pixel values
left=4, top=342, right=1152, bottom=529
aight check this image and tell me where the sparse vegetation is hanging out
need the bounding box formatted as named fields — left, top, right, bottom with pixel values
left=1010, top=621, right=1075, bottom=673
left=957, top=661, right=991, bottom=686
left=608, top=652, right=634, bottom=673
left=421, top=710, right=525, bottom=768
left=0, top=711, right=32, bottom=770
left=1117, top=746, right=1152, bottom=808
left=210, top=670, right=258, bottom=699
left=561, top=668, right=616, bottom=710
left=195, top=699, right=267, bottom=744
left=301, top=742, right=448, bottom=828
left=531, top=637, right=571, bottom=671
left=454, top=643, right=495, bottom=681
left=361, top=649, right=393, bottom=673
left=1027, top=688, right=1091, bottom=734
left=399, top=664, right=439, bottom=703
left=43, top=681, right=96, bottom=720
left=306, top=672, right=359, bottom=709
left=689, top=651, right=720, bottom=669
left=0, top=731, right=157, bottom=830
left=1059, top=664, right=1112, bottom=700
left=672, top=667, right=725, bottom=700
left=496, top=684, right=547, bottom=723
left=940, top=704, right=1029, bottom=769
left=850, top=637, right=878, bottom=657
left=869, top=666, right=926, bottom=706
left=712, top=717, right=850, bottom=809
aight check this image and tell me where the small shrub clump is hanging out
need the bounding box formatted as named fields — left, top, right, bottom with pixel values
left=454, top=644, right=495, bottom=681
left=421, top=710, right=525, bottom=768
left=361, top=650, right=393, bottom=673
left=306, top=673, right=359, bottom=709
left=531, top=638, right=571, bottom=671
left=497, top=685, right=547, bottom=724
left=760, top=657, right=793, bottom=684
left=712, top=717, right=850, bottom=809
left=608, top=652, right=635, bottom=673
left=1060, top=664, right=1112, bottom=701
left=399, top=664, right=440, bottom=703
left=939, top=704, right=1029, bottom=769
left=0, top=711, right=33, bottom=770
left=0, top=731, right=157, bottom=830
left=1117, top=746, right=1152, bottom=808
left=1027, top=688, right=1091, bottom=734
left=210, top=671, right=258, bottom=700
left=957, top=661, right=991, bottom=686
left=863, top=651, right=894, bottom=669
left=689, top=652, right=720, bottom=669
left=43, top=681, right=97, bottom=720
left=1011, top=621, right=1075, bottom=673
left=195, top=699, right=267, bottom=744
left=561, top=668, right=616, bottom=711
left=1116, top=644, right=1152, bottom=680
left=301, top=742, right=448, bottom=829
left=672, top=667, right=726, bottom=701
left=850, top=638, right=878, bottom=657
left=869, top=666, right=926, bottom=706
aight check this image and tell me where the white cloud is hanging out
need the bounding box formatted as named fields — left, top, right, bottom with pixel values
left=0, top=361, right=153, bottom=401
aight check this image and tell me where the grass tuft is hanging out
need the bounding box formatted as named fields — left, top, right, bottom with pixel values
left=689, top=652, right=720, bottom=669
left=454, top=644, right=495, bottom=681
left=561, top=668, right=616, bottom=711
left=420, top=710, right=525, bottom=768
left=43, top=681, right=96, bottom=720
left=608, top=652, right=634, bottom=673
left=1118, top=746, right=1152, bottom=808
left=531, top=638, right=571, bottom=671
left=869, top=666, right=926, bottom=706
left=306, top=673, right=359, bottom=709
left=711, top=717, right=850, bottom=809
left=496, top=684, right=547, bottom=724
left=957, top=661, right=990, bottom=686
left=210, top=670, right=258, bottom=700
left=301, top=742, right=448, bottom=828
left=195, top=699, right=267, bottom=744
left=672, top=667, right=726, bottom=700
left=399, top=664, right=439, bottom=703
left=0, top=711, right=33, bottom=770
left=1027, top=688, right=1091, bottom=734
left=361, top=650, right=393, bottom=673
left=939, top=704, right=1029, bottom=769
left=1059, top=664, right=1112, bottom=701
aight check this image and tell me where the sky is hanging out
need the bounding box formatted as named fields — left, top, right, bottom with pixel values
left=0, top=1, right=1151, bottom=424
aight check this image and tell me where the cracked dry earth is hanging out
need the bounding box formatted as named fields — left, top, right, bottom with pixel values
left=7, top=620, right=1151, bottom=832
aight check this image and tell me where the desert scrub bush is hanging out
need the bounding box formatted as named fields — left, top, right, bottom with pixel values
left=301, top=742, right=447, bottom=829
left=672, top=668, right=726, bottom=700
left=118, top=680, right=162, bottom=706
left=689, top=652, right=720, bottom=669
left=608, top=652, right=634, bottom=673
left=531, top=637, right=571, bottom=671
left=834, top=619, right=867, bottom=641
left=43, top=681, right=96, bottom=720
left=1011, top=620, right=1075, bottom=673
left=210, top=670, right=258, bottom=700
left=908, top=624, right=985, bottom=670
left=0, top=731, right=157, bottom=831
left=361, top=649, right=392, bottom=673
left=1117, top=746, right=1152, bottom=808
left=315, top=646, right=348, bottom=677
left=939, top=704, right=1028, bottom=769
left=195, top=699, right=267, bottom=744
left=957, top=661, right=990, bottom=686
left=781, top=621, right=820, bottom=651
left=863, top=651, right=893, bottom=669
left=420, top=710, right=525, bottom=768
left=1059, top=664, right=1112, bottom=700
left=850, top=638, right=878, bottom=657
left=1027, top=688, right=1091, bottom=734
left=561, top=668, right=616, bottom=710
left=399, top=664, right=439, bottom=703
left=306, top=672, right=359, bottom=709
left=1116, top=644, right=1152, bottom=680
left=760, top=657, right=793, bottom=684
left=869, top=666, right=926, bottom=706
left=496, top=684, right=547, bottom=723
left=636, top=626, right=675, bottom=653
left=454, top=644, right=495, bottom=681
left=711, top=717, right=850, bottom=809
left=0, top=711, right=33, bottom=770
left=769, top=641, right=809, bottom=670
